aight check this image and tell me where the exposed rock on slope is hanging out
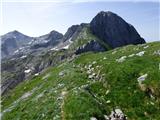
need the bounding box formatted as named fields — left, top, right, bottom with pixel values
left=62, top=25, right=80, bottom=42
left=90, top=11, right=145, bottom=48
left=75, top=40, right=106, bottom=54
left=1, top=49, right=73, bottom=95
left=55, top=23, right=90, bottom=50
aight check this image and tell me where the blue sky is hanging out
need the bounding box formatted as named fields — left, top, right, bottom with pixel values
left=0, top=0, right=159, bottom=42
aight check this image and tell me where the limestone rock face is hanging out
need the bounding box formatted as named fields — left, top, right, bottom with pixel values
left=90, top=11, right=145, bottom=48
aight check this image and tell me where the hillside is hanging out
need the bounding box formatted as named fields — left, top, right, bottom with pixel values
left=1, top=41, right=160, bottom=120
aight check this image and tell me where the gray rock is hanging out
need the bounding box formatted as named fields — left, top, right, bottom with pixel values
left=90, top=117, right=97, bottom=120
left=75, top=40, right=106, bottom=54
left=55, top=23, right=90, bottom=50
left=106, top=108, right=127, bottom=120
left=153, top=50, right=160, bottom=56
left=90, top=11, right=145, bottom=49
left=62, top=25, right=80, bottom=42
left=59, top=71, right=65, bottom=76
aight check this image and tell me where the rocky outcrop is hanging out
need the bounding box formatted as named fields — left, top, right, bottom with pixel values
left=62, top=23, right=89, bottom=42
left=75, top=40, right=106, bottom=54
left=62, top=25, right=80, bottom=42
left=54, top=23, right=90, bottom=50
left=104, top=109, right=127, bottom=120
left=90, top=11, right=145, bottom=48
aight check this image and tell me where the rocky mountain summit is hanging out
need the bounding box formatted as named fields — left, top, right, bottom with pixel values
left=1, top=30, right=63, bottom=59
left=59, top=11, right=146, bottom=54
left=90, top=11, right=145, bottom=48
left=1, top=30, right=32, bottom=58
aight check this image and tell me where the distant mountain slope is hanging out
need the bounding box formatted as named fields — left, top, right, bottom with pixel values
left=1, top=42, right=160, bottom=120
left=1, top=30, right=63, bottom=59
left=1, top=30, right=32, bottom=58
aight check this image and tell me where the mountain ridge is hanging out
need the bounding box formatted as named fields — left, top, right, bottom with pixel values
left=1, top=30, right=63, bottom=59
left=1, top=11, right=147, bottom=95
left=1, top=11, right=146, bottom=59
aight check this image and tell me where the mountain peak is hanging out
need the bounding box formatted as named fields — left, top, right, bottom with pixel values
left=49, top=30, right=61, bottom=34
left=97, top=11, right=117, bottom=17
left=12, top=30, right=20, bottom=33
left=4, top=30, right=29, bottom=38
left=9, top=30, right=23, bottom=35
left=90, top=11, right=145, bottom=48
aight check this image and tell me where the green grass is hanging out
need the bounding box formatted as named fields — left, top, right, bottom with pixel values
left=69, top=26, right=111, bottom=51
left=1, top=41, right=160, bottom=120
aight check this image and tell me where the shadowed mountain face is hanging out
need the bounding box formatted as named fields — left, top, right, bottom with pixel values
left=90, top=11, right=145, bottom=48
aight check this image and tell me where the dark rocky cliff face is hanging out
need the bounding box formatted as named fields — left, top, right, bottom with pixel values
left=90, top=11, right=145, bottom=48
left=75, top=40, right=106, bottom=54
left=62, top=25, right=80, bottom=42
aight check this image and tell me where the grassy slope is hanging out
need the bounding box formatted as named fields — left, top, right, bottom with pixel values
left=1, top=42, right=160, bottom=120
left=69, top=26, right=110, bottom=51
